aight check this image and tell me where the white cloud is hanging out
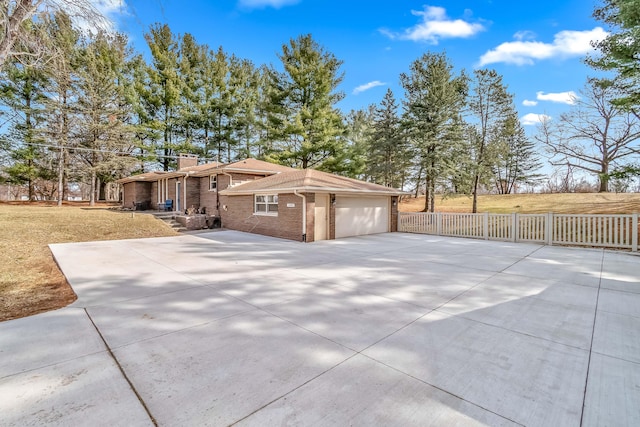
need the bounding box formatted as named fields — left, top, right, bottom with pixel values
left=71, top=0, right=129, bottom=32
left=353, top=80, right=386, bottom=95
left=522, top=100, right=538, bottom=107
left=381, top=6, right=485, bottom=44
left=238, top=0, right=299, bottom=9
left=521, top=113, right=551, bottom=126
left=478, top=27, right=608, bottom=66
left=92, top=0, right=128, bottom=16
left=536, top=91, right=579, bottom=105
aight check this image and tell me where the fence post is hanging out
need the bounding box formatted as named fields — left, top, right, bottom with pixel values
left=546, top=212, right=554, bottom=246
left=437, top=212, right=442, bottom=236
left=512, top=213, right=518, bottom=242
left=483, top=212, right=489, bottom=240
left=633, top=213, right=638, bottom=252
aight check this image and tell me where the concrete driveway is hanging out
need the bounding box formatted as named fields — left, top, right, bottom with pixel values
left=1, top=231, right=639, bottom=426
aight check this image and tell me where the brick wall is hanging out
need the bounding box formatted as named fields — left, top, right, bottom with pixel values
left=177, top=154, right=198, bottom=170
left=219, top=193, right=305, bottom=242
left=184, top=177, right=200, bottom=210
left=390, top=196, right=399, bottom=232
left=199, top=176, right=218, bottom=215
left=123, top=182, right=152, bottom=209
left=199, top=173, right=271, bottom=216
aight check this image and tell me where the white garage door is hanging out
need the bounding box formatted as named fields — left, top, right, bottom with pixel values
left=335, top=196, right=389, bottom=238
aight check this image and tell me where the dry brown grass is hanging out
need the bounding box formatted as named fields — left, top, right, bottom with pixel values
left=400, top=193, right=640, bottom=214
left=0, top=203, right=177, bottom=321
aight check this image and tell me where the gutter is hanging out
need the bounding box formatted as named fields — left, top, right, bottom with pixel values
left=293, top=190, right=307, bottom=242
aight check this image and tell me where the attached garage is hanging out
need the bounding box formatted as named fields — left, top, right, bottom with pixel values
left=335, top=196, right=390, bottom=238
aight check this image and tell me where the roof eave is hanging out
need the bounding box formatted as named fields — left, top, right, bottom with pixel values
left=220, top=186, right=408, bottom=196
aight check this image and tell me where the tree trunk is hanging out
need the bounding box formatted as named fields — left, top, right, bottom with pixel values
left=472, top=174, right=480, bottom=213
left=89, top=169, right=96, bottom=206
left=599, top=163, right=609, bottom=192
left=57, top=147, right=64, bottom=206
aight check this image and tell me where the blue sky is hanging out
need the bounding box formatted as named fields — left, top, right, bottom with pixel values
left=97, top=0, right=608, bottom=131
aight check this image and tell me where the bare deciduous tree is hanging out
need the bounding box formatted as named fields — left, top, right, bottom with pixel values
left=0, top=0, right=104, bottom=67
left=537, top=78, right=640, bottom=192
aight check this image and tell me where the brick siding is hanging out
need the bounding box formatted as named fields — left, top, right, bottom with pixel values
left=219, top=193, right=305, bottom=242
left=123, top=181, right=152, bottom=209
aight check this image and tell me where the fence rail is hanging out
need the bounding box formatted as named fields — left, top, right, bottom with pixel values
left=398, top=212, right=639, bottom=252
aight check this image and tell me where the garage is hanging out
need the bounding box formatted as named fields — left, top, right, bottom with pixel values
left=335, top=196, right=390, bottom=238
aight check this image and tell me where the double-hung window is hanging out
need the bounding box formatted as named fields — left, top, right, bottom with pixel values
left=209, top=175, right=217, bottom=191
left=255, top=194, right=278, bottom=215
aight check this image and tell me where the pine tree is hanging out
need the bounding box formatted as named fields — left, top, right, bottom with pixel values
left=75, top=31, right=135, bottom=205
left=143, top=23, right=184, bottom=171
left=41, top=12, right=80, bottom=205
left=0, top=41, right=50, bottom=200
left=401, top=52, right=467, bottom=212
left=266, top=34, right=346, bottom=170
left=493, top=113, right=542, bottom=194
left=368, top=89, right=408, bottom=188
left=589, top=0, right=640, bottom=114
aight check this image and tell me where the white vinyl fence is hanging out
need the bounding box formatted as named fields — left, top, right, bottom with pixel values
left=398, top=212, right=639, bottom=252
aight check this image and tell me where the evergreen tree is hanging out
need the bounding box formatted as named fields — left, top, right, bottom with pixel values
left=143, top=23, right=185, bottom=171
left=368, top=89, right=408, bottom=188
left=229, top=56, right=260, bottom=159
left=0, top=41, right=49, bottom=200
left=177, top=33, right=206, bottom=153
left=266, top=34, right=346, bottom=170
left=325, top=108, right=371, bottom=178
left=401, top=52, right=467, bottom=212
left=75, top=31, right=135, bottom=205
left=493, top=113, right=542, bottom=194
left=41, top=12, right=80, bottom=205
left=589, top=0, right=640, bottom=114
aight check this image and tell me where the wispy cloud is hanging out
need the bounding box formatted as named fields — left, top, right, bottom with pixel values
left=521, top=113, right=551, bottom=126
left=353, top=80, right=386, bottom=95
left=238, top=0, right=299, bottom=9
left=381, top=6, right=485, bottom=44
left=71, top=0, right=129, bottom=33
left=536, top=91, right=579, bottom=105
left=522, top=100, right=538, bottom=107
left=479, top=27, right=608, bottom=66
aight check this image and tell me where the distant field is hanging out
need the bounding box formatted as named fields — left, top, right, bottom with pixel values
left=400, top=193, right=640, bottom=214
left=0, top=203, right=177, bottom=321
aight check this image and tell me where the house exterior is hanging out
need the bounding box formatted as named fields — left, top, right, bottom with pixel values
left=117, top=156, right=405, bottom=242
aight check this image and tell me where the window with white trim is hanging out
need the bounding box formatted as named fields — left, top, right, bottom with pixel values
left=209, top=175, right=217, bottom=191
left=255, top=194, right=278, bottom=215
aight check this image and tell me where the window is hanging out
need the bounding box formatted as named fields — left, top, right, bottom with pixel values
left=209, top=175, right=217, bottom=191
left=255, top=194, right=278, bottom=215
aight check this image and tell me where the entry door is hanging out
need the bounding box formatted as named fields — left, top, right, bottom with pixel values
left=314, top=194, right=329, bottom=241
left=175, top=181, right=181, bottom=212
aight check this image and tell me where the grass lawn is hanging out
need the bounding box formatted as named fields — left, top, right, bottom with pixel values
left=400, top=193, right=640, bottom=214
left=0, top=203, right=177, bottom=322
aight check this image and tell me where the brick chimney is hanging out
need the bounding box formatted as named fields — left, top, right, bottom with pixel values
left=177, top=154, right=198, bottom=170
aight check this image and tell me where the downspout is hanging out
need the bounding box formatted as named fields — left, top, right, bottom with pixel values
left=218, top=171, right=234, bottom=214
left=183, top=173, right=189, bottom=213
left=293, top=190, right=307, bottom=242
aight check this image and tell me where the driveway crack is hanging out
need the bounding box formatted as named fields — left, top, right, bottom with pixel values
left=83, top=308, right=158, bottom=427
left=579, top=249, right=605, bottom=426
